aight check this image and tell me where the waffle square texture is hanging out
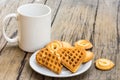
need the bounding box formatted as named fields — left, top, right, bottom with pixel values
left=57, top=47, right=86, bottom=73
left=36, top=48, right=62, bottom=74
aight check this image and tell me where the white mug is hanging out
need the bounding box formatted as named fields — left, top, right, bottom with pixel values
left=2, top=3, right=51, bottom=52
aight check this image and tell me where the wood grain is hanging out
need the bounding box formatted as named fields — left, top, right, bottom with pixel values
left=0, top=0, right=35, bottom=80
left=51, top=0, right=97, bottom=44
left=0, top=45, right=25, bottom=80
left=19, top=0, right=62, bottom=80
left=116, top=0, right=120, bottom=79
left=0, top=0, right=120, bottom=80
left=90, top=0, right=119, bottom=80
left=52, top=0, right=97, bottom=80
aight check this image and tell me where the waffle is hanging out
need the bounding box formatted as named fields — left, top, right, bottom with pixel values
left=57, top=47, right=86, bottom=73
left=46, top=40, right=63, bottom=53
left=74, top=40, right=93, bottom=49
left=61, top=41, right=72, bottom=48
left=36, top=48, right=47, bottom=66
left=83, top=51, right=94, bottom=63
left=36, top=48, right=62, bottom=74
left=95, top=58, right=115, bottom=70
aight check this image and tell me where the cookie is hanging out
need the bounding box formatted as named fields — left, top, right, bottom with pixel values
left=36, top=48, right=62, bottom=74
left=61, top=41, right=72, bottom=48
left=46, top=40, right=63, bottom=53
left=95, top=58, right=115, bottom=70
left=74, top=40, right=93, bottom=49
left=83, top=51, right=94, bottom=63
left=57, top=47, right=86, bottom=73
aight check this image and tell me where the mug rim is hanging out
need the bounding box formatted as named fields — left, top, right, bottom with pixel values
left=17, top=3, right=51, bottom=17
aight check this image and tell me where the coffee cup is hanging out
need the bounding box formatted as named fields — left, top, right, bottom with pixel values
left=2, top=3, right=51, bottom=52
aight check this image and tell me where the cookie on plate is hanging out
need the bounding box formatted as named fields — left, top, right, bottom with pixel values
left=46, top=40, right=63, bottom=53
left=83, top=51, right=94, bottom=63
left=74, top=40, right=93, bottom=49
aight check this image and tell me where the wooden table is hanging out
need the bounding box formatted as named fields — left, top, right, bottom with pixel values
left=0, top=0, right=119, bottom=80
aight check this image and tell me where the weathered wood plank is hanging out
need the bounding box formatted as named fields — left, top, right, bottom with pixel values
left=0, top=0, right=119, bottom=80
left=51, top=0, right=97, bottom=44
left=89, top=0, right=119, bottom=80
left=46, top=0, right=62, bottom=23
left=116, top=0, right=120, bottom=80
left=0, top=0, right=36, bottom=80
left=18, top=0, right=62, bottom=80
left=18, top=53, right=44, bottom=80
left=0, top=44, right=25, bottom=80
left=0, top=0, right=30, bottom=52
left=0, top=0, right=19, bottom=52
left=51, top=0, right=97, bottom=80
left=0, top=0, right=46, bottom=52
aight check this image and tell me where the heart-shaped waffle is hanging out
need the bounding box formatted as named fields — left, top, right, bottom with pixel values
left=36, top=48, right=62, bottom=74
left=57, top=47, right=86, bottom=73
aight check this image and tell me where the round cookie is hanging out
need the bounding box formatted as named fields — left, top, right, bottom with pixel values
left=46, top=40, right=63, bottom=53
left=74, top=40, right=93, bottom=49
left=95, top=58, right=115, bottom=70
left=83, top=51, right=94, bottom=63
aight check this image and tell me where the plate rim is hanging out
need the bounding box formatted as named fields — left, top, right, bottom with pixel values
left=29, top=50, right=92, bottom=78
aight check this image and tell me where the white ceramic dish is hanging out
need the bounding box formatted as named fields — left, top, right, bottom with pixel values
left=29, top=50, right=92, bottom=78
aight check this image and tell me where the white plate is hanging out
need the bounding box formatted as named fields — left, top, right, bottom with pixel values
left=29, top=50, right=92, bottom=78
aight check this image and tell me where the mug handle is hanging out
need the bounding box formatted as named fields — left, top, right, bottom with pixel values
left=2, top=13, right=18, bottom=43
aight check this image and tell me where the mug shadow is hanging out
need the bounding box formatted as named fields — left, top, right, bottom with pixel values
left=5, top=43, right=33, bottom=54
left=2, top=43, right=26, bottom=54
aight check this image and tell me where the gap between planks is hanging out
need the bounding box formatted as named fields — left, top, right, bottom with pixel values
left=16, top=0, right=62, bottom=80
